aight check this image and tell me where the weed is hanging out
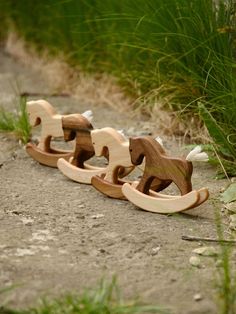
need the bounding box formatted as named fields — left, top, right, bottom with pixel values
left=0, top=97, right=31, bottom=144
left=0, top=278, right=169, bottom=314
left=214, top=208, right=236, bottom=314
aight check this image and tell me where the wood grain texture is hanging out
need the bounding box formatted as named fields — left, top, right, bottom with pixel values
left=123, top=136, right=209, bottom=213
left=26, top=99, right=74, bottom=167
left=91, top=127, right=134, bottom=198
left=149, top=187, right=209, bottom=209
left=62, top=114, right=94, bottom=168
left=129, top=136, right=193, bottom=195
left=26, top=143, right=73, bottom=167
left=91, top=175, right=127, bottom=199
left=122, top=182, right=200, bottom=214
left=57, top=158, right=106, bottom=184
left=58, top=114, right=114, bottom=183
left=27, top=100, right=64, bottom=152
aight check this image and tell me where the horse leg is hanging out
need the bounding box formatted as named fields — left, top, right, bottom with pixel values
left=136, top=173, right=155, bottom=194
left=150, top=178, right=172, bottom=192
left=38, top=136, right=51, bottom=152
left=177, top=180, right=192, bottom=195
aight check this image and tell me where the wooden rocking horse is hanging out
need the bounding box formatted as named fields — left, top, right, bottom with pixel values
left=122, top=136, right=209, bottom=214
left=91, top=127, right=135, bottom=199
left=26, top=100, right=74, bottom=167
left=57, top=114, right=109, bottom=184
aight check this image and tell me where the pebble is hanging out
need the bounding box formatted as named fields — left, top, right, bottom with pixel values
left=192, top=246, right=218, bottom=256
left=189, top=255, right=201, bottom=267
left=151, top=246, right=161, bottom=256
left=15, top=248, right=35, bottom=257
left=91, top=214, right=104, bottom=219
left=194, top=293, right=202, bottom=301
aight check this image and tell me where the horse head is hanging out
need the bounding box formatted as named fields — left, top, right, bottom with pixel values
left=91, top=129, right=108, bottom=157
left=129, top=137, right=146, bottom=165
left=27, top=99, right=57, bottom=127
left=27, top=101, right=41, bottom=127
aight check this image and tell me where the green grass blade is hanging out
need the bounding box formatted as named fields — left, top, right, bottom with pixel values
left=0, top=97, right=31, bottom=144
left=198, top=102, right=236, bottom=160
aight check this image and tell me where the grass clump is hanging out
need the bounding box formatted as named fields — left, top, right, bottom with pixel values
left=0, top=278, right=169, bottom=314
left=0, top=97, right=31, bottom=144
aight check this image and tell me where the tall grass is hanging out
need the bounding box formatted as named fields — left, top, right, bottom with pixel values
left=1, top=0, right=236, bottom=172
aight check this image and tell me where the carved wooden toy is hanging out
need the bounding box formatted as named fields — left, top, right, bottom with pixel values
left=122, top=136, right=209, bottom=214
left=57, top=115, right=108, bottom=184
left=91, top=127, right=135, bottom=199
left=26, top=100, right=73, bottom=167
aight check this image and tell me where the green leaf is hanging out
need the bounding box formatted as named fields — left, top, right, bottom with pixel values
left=198, top=102, right=236, bottom=160
left=221, top=183, right=236, bottom=203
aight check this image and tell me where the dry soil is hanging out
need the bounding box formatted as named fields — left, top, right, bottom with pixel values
left=0, top=49, right=230, bottom=314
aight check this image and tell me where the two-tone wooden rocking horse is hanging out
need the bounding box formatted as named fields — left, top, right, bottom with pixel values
left=26, top=100, right=95, bottom=168
left=57, top=115, right=110, bottom=184
left=26, top=100, right=75, bottom=167
left=91, top=127, right=135, bottom=198
left=122, top=136, right=209, bottom=214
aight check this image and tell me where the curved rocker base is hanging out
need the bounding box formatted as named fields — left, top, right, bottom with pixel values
left=122, top=182, right=205, bottom=214
left=149, top=187, right=209, bottom=209
left=26, top=143, right=73, bottom=167
left=91, top=175, right=127, bottom=200
left=57, top=158, right=106, bottom=184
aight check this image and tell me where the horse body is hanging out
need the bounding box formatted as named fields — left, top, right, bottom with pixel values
left=91, top=127, right=133, bottom=183
left=62, top=114, right=94, bottom=168
left=129, top=137, right=193, bottom=195
left=27, top=100, right=64, bottom=151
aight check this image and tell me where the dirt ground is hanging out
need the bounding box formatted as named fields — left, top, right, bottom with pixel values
left=0, top=49, right=230, bottom=314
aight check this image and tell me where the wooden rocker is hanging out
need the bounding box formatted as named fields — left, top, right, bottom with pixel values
left=122, top=136, right=209, bottom=214
left=91, top=127, right=135, bottom=199
left=57, top=114, right=108, bottom=184
left=26, top=100, right=74, bottom=167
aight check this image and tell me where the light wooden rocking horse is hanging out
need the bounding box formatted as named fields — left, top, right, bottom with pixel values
left=91, top=127, right=135, bottom=199
left=57, top=115, right=109, bottom=184
left=26, top=100, right=74, bottom=167
left=122, top=136, right=209, bottom=214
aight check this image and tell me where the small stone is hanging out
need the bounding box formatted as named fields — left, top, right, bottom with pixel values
left=194, top=293, right=202, bottom=301
left=15, top=248, right=35, bottom=257
left=91, top=214, right=104, bottom=219
left=151, top=246, right=161, bottom=256
left=99, top=248, right=106, bottom=253
left=20, top=217, right=34, bottom=226
left=189, top=255, right=201, bottom=267
left=193, top=246, right=218, bottom=256
left=78, top=204, right=85, bottom=208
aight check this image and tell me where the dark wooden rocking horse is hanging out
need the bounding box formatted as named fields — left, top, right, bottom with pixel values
left=57, top=114, right=109, bottom=184
left=122, top=136, right=209, bottom=214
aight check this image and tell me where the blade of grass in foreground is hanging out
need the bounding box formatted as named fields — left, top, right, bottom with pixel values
left=0, top=278, right=169, bottom=314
